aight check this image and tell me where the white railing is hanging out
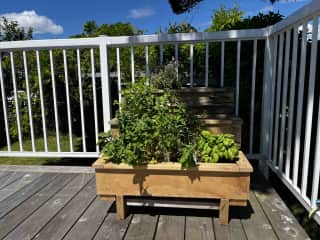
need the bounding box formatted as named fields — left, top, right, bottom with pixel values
left=265, top=0, right=320, bottom=224
left=0, top=0, right=320, bottom=225
left=0, top=28, right=267, bottom=159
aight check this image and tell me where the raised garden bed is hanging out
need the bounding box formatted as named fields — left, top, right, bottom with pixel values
left=92, top=151, right=253, bottom=224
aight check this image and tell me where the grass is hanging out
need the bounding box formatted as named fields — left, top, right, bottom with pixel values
left=0, top=133, right=94, bottom=166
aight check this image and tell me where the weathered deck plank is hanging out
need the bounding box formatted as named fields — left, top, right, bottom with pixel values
left=0, top=172, right=42, bottom=202
left=0, top=173, right=75, bottom=239
left=124, top=214, right=158, bottom=240
left=0, top=173, right=57, bottom=218
left=213, top=218, right=247, bottom=240
left=63, top=198, right=112, bottom=240
left=0, top=172, right=25, bottom=189
left=93, top=212, right=132, bottom=240
left=254, top=188, right=310, bottom=240
left=33, top=179, right=96, bottom=240
left=0, top=171, right=11, bottom=179
left=185, top=216, right=215, bottom=240
left=4, top=173, right=93, bottom=240
left=241, top=192, right=277, bottom=240
left=155, top=215, right=185, bottom=240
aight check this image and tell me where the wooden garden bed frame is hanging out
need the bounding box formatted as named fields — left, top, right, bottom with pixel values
left=92, top=151, right=253, bottom=224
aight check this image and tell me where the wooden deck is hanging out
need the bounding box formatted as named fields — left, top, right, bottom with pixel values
left=0, top=166, right=310, bottom=240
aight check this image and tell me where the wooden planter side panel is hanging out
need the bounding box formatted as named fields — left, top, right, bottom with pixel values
left=94, top=151, right=252, bottom=205
left=95, top=170, right=250, bottom=201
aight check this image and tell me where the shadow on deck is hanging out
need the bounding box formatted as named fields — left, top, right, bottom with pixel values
left=0, top=165, right=310, bottom=240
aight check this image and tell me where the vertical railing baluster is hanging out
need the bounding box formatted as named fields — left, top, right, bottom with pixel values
left=10, top=52, right=23, bottom=151
left=249, top=40, right=257, bottom=154
left=235, top=40, right=241, bottom=116
left=205, top=42, right=209, bottom=87
left=190, top=43, right=194, bottom=87
left=145, top=46, right=150, bottom=83
left=76, top=48, right=86, bottom=152
left=63, top=49, right=73, bottom=152
left=285, top=26, right=299, bottom=178
left=91, top=48, right=99, bottom=152
left=272, top=33, right=284, bottom=166
left=116, top=48, right=122, bottom=103
left=175, top=43, right=179, bottom=81
left=268, top=36, right=279, bottom=160
left=99, top=41, right=111, bottom=132
left=260, top=36, right=273, bottom=175
left=278, top=30, right=291, bottom=173
left=23, top=51, right=35, bottom=152
left=36, top=50, right=48, bottom=152
left=0, top=53, right=11, bottom=151
left=49, top=50, right=60, bottom=152
left=301, top=17, right=319, bottom=196
left=220, top=41, right=225, bottom=88
left=312, top=101, right=320, bottom=207
left=293, top=22, right=308, bottom=186
left=131, top=46, right=135, bottom=83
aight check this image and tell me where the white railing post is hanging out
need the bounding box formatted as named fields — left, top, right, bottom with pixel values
left=259, top=36, right=273, bottom=179
left=99, top=37, right=112, bottom=132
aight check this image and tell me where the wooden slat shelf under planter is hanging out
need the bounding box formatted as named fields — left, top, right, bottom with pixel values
left=92, top=151, right=253, bottom=225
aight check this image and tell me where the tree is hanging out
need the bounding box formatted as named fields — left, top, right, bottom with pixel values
left=168, top=0, right=290, bottom=14
left=206, top=5, right=244, bottom=32
left=0, top=17, right=32, bottom=41
left=83, top=20, right=98, bottom=35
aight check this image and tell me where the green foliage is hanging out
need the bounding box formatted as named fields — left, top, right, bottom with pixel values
left=150, top=61, right=181, bottom=89
left=71, top=21, right=142, bottom=38
left=162, top=22, right=197, bottom=34
left=0, top=17, right=33, bottom=41
left=179, top=143, right=197, bottom=168
left=83, top=20, right=98, bottom=35
left=233, top=12, right=283, bottom=29
left=99, top=81, right=197, bottom=166
left=197, top=131, right=238, bottom=163
left=206, top=5, right=244, bottom=32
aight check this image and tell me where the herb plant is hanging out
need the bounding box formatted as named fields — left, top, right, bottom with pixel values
left=197, top=131, right=239, bottom=163
left=99, top=81, right=198, bottom=166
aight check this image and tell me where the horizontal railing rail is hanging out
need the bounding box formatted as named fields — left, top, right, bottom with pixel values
left=0, top=28, right=269, bottom=51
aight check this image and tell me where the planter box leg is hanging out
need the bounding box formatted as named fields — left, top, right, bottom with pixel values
left=219, top=199, right=229, bottom=225
left=116, top=195, right=127, bottom=220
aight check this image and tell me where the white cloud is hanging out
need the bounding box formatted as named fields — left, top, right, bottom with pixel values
left=128, top=8, right=155, bottom=19
left=0, top=10, right=63, bottom=35
left=260, top=5, right=274, bottom=13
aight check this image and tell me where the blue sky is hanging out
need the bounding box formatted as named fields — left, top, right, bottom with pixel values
left=0, top=0, right=312, bottom=39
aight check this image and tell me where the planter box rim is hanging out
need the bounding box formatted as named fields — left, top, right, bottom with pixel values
left=92, top=151, right=252, bottom=173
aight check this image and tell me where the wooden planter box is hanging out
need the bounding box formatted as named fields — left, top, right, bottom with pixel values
left=92, top=151, right=253, bottom=224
